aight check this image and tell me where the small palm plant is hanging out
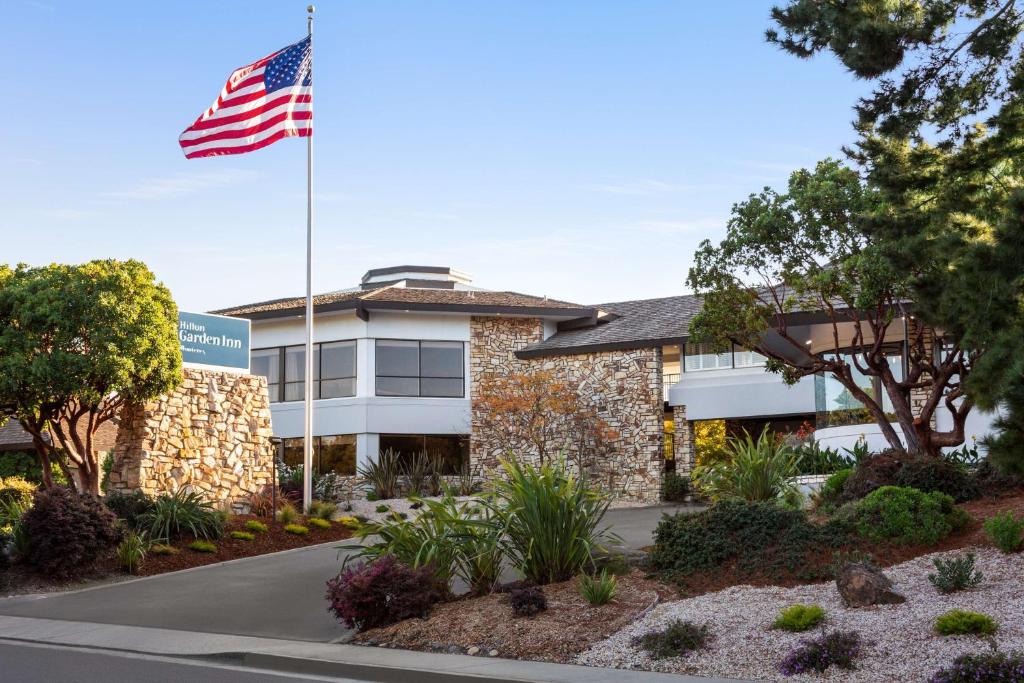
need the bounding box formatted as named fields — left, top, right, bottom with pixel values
left=578, top=569, right=618, bottom=605
left=691, top=427, right=800, bottom=503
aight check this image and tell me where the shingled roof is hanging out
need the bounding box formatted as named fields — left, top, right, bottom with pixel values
left=213, top=285, right=591, bottom=319
left=517, top=294, right=704, bottom=358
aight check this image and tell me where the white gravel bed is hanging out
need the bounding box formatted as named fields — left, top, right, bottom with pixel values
left=577, top=547, right=1024, bottom=682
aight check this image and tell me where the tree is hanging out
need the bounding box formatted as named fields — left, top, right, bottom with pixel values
left=687, top=159, right=977, bottom=457
left=766, top=0, right=1024, bottom=470
left=0, top=260, right=181, bottom=494
left=473, top=369, right=618, bottom=475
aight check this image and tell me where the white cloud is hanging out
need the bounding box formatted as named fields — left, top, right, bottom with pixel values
left=99, top=169, right=258, bottom=202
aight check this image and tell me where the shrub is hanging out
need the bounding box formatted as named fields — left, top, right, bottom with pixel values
left=895, top=457, right=980, bottom=502
left=116, top=531, right=149, bottom=574
left=649, top=500, right=851, bottom=584
left=0, top=451, right=67, bottom=486
left=308, top=500, right=337, bottom=521
left=284, top=523, right=308, bottom=535
left=140, top=489, right=224, bottom=542
left=663, top=472, right=689, bottom=502
left=245, top=520, right=269, bottom=534
left=853, top=486, right=965, bottom=546
left=773, top=604, right=826, bottom=632
left=779, top=630, right=861, bottom=676
left=814, top=468, right=853, bottom=510
left=983, top=511, right=1024, bottom=553
left=230, top=530, right=255, bottom=540
left=188, top=540, right=217, bottom=553
left=0, top=476, right=36, bottom=509
left=325, top=555, right=444, bottom=631
left=508, top=585, right=547, bottom=617
left=338, top=516, right=360, bottom=530
left=308, top=517, right=331, bottom=529
left=633, top=620, right=710, bottom=659
left=929, top=650, right=1024, bottom=683
left=489, top=456, right=616, bottom=585
left=691, top=427, right=799, bottom=502
left=276, top=502, right=300, bottom=525
left=928, top=553, right=984, bottom=593
left=578, top=569, right=617, bottom=606
left=358, top=448, right=402, bottom=500
left=150, top=543, right=179, bottom=555
left=934, top=609, right=998, bottom=636
left=103, top=490, right=155, bottom=530
left=21, top=487, right=121, bottom=578
left=374, top=504, right=390, bottom=514
left=247, top=485, right=275, bottom=518
left=838, top=450, right=904, bottom=503
left=971, top=460, right=1024, bottom=495
left=793, top=442, right=851, bottom=476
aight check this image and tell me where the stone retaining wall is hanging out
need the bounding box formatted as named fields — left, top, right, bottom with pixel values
left=109, top=368, right=275, bottom=512
left=469, top=317, right=664, bottom=503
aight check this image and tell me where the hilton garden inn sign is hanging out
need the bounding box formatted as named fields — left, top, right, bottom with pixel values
left=178, top=311, right=251, bottom=373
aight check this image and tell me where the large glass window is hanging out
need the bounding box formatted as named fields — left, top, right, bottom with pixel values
left=280, top=434, right=356, bottom=475
left=251, top=340, right=356, bottom=403
left=379, top=433, right=469, bottom=474
left=814, top=348, right=904, bottom=427
left=684, top=342, right=733, bottom=371
left=375, top=340, right=465, bottom=397
left=733, top=347, right=767, bottom=368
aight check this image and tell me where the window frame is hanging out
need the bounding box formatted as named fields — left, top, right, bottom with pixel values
left=374, top=339, right=466, bottom=398
left=251, top=339, right=358, bottom=403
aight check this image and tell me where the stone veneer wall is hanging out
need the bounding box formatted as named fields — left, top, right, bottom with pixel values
left=109, top=368, right=275, bottom=513
left=469, top=317, right=664, bottom=503
left=672, top=405, right=695, bottom=475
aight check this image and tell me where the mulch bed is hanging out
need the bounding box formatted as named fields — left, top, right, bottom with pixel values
left=136, top=514, right=353, bottom=575
left=354, top=570, right=674, bottom=662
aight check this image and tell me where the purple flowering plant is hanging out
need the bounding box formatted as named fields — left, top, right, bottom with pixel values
left=779, top=630, right=861, bottom=676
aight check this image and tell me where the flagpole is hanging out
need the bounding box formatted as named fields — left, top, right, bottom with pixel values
left=302, top=3, right=315, bottom=513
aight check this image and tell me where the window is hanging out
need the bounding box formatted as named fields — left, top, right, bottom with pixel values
left=250, top=340, right=356, bottom=403
left=733, top=346, right=767, bottom=368
left=379, top=434, right=468, bottom=474
left=375, top=340, right=465, bottom=397
left=814, top=347, right=904, bottom=428
left=280, top=434, right=356, bottom=475
left=684, top=342, right=733, bottom=371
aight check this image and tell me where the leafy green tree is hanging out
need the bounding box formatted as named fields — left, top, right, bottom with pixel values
left=0, top=260, right=181, bottom=494
left=766, top=0, right=1024, bottom=471
left=687, top=159, right=977, bottom=456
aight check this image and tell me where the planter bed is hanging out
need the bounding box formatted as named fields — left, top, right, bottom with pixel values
left=136, top=514, right=353, bottom=576
left=354, top=569, right=674, bottom=662
left=577, top=547, right=1024, bottom=682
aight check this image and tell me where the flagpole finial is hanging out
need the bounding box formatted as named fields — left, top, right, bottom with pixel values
left=307, top=5, right=315, bottom=13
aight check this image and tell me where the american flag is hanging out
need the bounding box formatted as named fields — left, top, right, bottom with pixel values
left=180, top=36, right=312, bottom=159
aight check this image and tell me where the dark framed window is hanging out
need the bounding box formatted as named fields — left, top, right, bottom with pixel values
left=281, top=434, right=357, bottom=475
left=379, top=433, right=468, bottom=474
left=375, top=340, right=465, bottom=398
left=251, top=340, right=357, bottom=403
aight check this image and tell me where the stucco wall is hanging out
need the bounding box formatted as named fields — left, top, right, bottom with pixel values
left=469, top=317, right=664, bottom=503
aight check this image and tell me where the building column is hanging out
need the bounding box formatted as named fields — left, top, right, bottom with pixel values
left=356, top=433, right=378, bottom=470
left=672, top=405, right=695, bottom=474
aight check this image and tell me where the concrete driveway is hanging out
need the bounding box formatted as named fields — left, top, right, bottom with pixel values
left=0, top=503, right=701, bottom=643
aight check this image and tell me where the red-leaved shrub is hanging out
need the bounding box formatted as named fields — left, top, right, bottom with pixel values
left=325, top=555, right=444, bottom=631
left=22, top=486, right=121, bottom=578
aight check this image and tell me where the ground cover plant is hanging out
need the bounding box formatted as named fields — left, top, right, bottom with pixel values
left=983, top=511, right=1024, bottom=553
left=853, top=486, right=967, bottom=546
left=578, top=569, right=617, bottom=606
left=325, top=555, right=444, bottom=631
left=928, top=553, right=983, bottom=594
left=508, top=585, right=547, bottom=617
left=245, top=520, right=268, bottom=533
left=230, top=531, right=254, bottom=540
left=308, top=517, right=331, bottom=529
left=21, top=486, right=120, bottom=578
left=284, top=523, right=308, bottom=535
left=929, top=649, right=1024, bottom=683
left=773, top=604, right=825, bottom=632
left=934, top=610, right=998, bottom=637
left=633, top=620, right=710, bottom=659
left=649, top=500, right=851, bottom=586
left=778, top=630, right=861, bottom=676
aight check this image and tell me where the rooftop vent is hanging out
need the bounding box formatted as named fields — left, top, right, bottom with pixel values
left=360, top=265, right=474, bottom=290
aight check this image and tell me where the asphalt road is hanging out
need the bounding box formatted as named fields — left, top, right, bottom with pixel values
left=0, top=640, right=366, bottom=683
left=0, top=504, right=699, bottom=643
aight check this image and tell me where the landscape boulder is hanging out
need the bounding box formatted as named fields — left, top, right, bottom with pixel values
left=836, top=562, right=906, bottom=607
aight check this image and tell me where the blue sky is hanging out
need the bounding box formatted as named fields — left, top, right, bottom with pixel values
left=0, top=1, right=868, bottom=311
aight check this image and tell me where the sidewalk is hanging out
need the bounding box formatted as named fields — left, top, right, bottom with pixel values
left=0, top=615, right=749, bottom=683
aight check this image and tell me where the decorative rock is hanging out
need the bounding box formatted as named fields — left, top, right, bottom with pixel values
left=466, top=646, right=480, bottom=656
left=488, top=650, right=499, bottom=657
left=836, top=562, right=906, bottom=607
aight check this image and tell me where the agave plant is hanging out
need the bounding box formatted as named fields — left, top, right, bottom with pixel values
left=691, top=427, right=800, bottom=503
